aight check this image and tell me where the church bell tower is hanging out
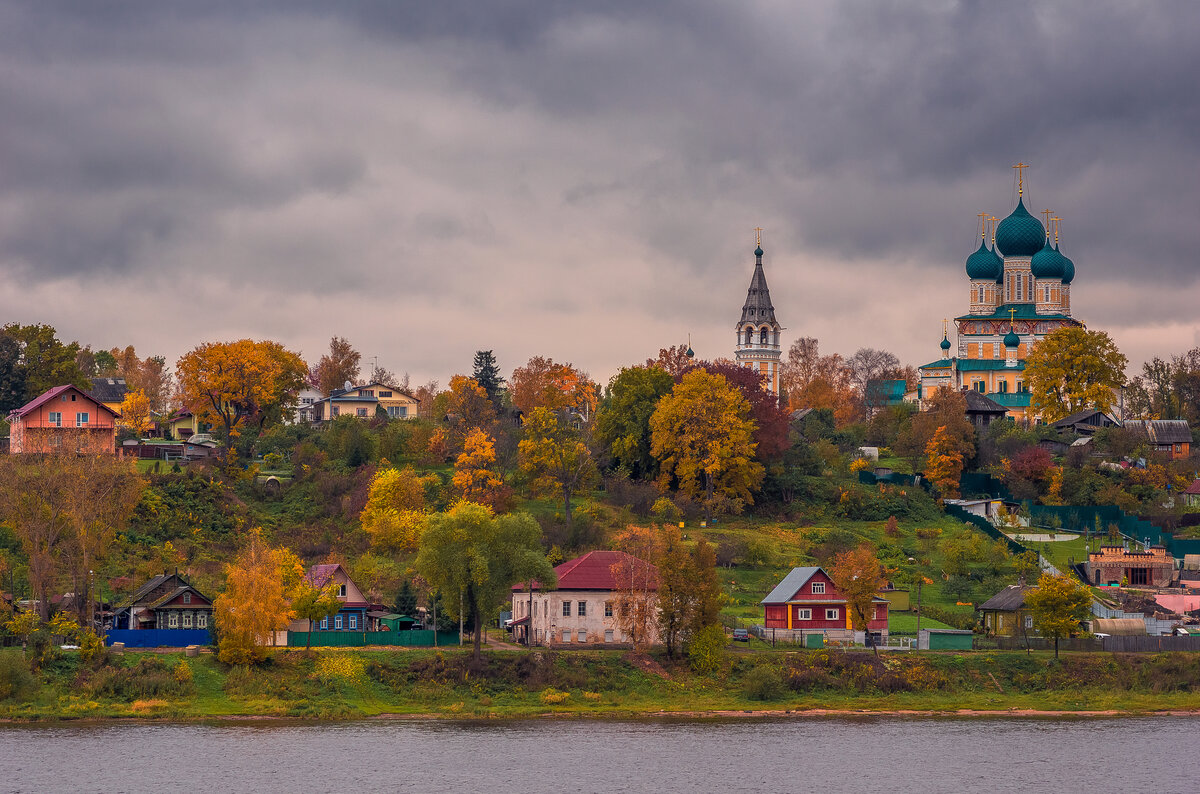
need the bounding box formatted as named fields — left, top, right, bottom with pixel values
left=734, top=229, right=782, bottom=396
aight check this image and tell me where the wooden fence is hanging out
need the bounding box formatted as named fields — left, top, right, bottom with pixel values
left=1101, top=635, right=1200, bottom=652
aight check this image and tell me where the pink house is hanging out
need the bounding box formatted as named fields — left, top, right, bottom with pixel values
left=6, top=385, right=119, bottom=454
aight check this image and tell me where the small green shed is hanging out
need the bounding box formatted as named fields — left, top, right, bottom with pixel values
left=804, top=633, right=824, bottom=649
left=377, top=613, right=417, bottom=632
left=919, top=629, right=974, bottom=651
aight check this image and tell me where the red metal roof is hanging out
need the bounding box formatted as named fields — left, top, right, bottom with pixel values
left=305, top=563, right=343, bottom=589
left=8, top=384, right=120, bottom=420
left=512, top=550, right=659, bottom=592
left=1184, top=479, right=1200, bottom=496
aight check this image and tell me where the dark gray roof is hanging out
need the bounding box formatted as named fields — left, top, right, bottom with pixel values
left=737, top=248, right=778, bottom=327
left=761, top=567, right=821, bottom=604
left=978, top=585, right=1034, bottom=612
left=1122, top=420, right=1192, bottom=445
left=963, top=390, right=1007, bottom=414
left=117, top=574, right=173, bottom=608
left=1052, top=409, right=1117, bottom=429
left=87, top=377, right=127, bottom=404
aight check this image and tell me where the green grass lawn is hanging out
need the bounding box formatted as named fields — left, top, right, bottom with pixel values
left=887, top=611, right=955, bottom=632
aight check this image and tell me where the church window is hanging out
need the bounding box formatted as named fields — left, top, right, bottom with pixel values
left=973, top=381, right=985, bottom=392
left=977, top=286, right=984, bottom=303
left=999, top=381, right=1009, bottom=393
left=760, top=328, right=769, bottom=344
left=1016, top=276, right=1023, bottom=301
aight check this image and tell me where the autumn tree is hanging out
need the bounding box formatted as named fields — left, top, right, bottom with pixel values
left=472, top=350, right=506, bottom=409
left=829, top=544, right=885, bottom=655
left=593, top=365, right=674, bottom=479
left=609, top=525, right=663, bottom=650
left=656, top=526, right=723, bottom=658
left=175, top=339, right=307, bottom=445
left=412, top=380, right=441, bottom=419
left=0, top=452, right=144, bottom=622
left=441, top=375, right=498, bottom=447
left=1025, top=327, right=1127, bottom=422
left=650, top=369, right=764, bottom=522
left=359, top=466, right=436, bottom=553
left=518, top=407, right=596, bottom=528
left=416, top=502, right=555, bottom=662
left=924, top=425, right=964, bottom=500
left=1130, top=347, right=1200, bottom=424
left=214, top=534, right=301, bottom=665
left=308, top=336, right=361, bottom=395
left=778, top=337, right=859, bottom=425
left=1026, top=572, right=1092, bottom=659
left=291, top=581, right=342, bottom=651
left=117, top=389, right=153, bottom=437
left=0, top=332, right=27, bottom=414
left=645, top=345, right=695, bottom=377
left=896, top=387, right=976, bottom=472
left=452, top=427, right=507, bottom=510
left=510, top=356, right=599, bottom=419
left=680, top=359, right=791, bottom=462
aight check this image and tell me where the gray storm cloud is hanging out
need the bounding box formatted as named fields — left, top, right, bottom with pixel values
left=0, top=1, right=1196, bottom=384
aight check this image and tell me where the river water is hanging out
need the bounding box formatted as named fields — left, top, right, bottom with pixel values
left=2, top=716, right=1198, bottom=793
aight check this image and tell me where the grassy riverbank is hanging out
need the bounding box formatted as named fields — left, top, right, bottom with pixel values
left=4, top=646, right=1200, bottom=722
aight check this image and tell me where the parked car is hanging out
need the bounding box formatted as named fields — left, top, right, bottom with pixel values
left=732, top=628, right=750, bottom=642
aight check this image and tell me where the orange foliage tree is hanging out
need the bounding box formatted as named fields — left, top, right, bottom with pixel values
left=924, top=425, right=964, bottom=500
left=779, top=338, right=861, bottom=426
left=829, top=543, right=885, bottom=655
left=442, top=375, right=497, bottom=446
left=175, top=339, right=307, bottom=443
left=510, top=356, right=599, bottom=418
left=453, top=428, right=508, bottom=510
left=213, top=533, right=302, bottom=664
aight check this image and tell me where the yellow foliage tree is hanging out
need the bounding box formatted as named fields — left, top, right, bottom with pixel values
left=360, top=466, right=435, bottom=553
left=1025, top=326, right=1127, bottom=422
left=649, top=369, right=764, bottom=522
left=924, top=424, right=964, bottom=500
left=829, top=543, right=885, bottom=655
left=452, top=427, right=506, bottom=509
left=213, top=533, right=297, bottom=665
left=117, top=388, right=153, bottom=437
left=443, top=375, right=497, bottom=441
left=175, top=339, right=307, bottom=443
left=518, top=407, right=596, bottom=528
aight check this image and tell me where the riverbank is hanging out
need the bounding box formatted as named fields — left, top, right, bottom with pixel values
left=3, top=646, right=1200, bottom=722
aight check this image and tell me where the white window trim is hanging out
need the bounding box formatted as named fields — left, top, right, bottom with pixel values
left=811, top=582, right=825, bottom=594
left=796, top=608, right=812, bottom=621
left=826, top=608, right=839, bottom=620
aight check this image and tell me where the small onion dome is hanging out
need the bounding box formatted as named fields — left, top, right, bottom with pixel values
left=1004, top=328, right=1021, bottom=348
left=685, top=346, right=695, bottom=358
left=965, top=240, right=1002, bottom=280
left=940, top=335, right=952, bottom=351
left=1030, top=237, right=1066, bottom=279
left=1057, top=244, right=1076, bottom=284
left=996, top=197, right=1046, bottom=257
left=754, top=245, right=763, bottom=258
left=991, top=245, right=1005, bottom=283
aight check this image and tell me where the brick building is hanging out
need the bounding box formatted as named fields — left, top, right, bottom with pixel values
left=1087, top=545, right=1176, bottom=588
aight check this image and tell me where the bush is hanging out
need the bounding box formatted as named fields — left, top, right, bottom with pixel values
left=742, top=665, right=786, bottom=701
left=85, top=657, right=189, bottom=699
left=687, top=625, right=728, bottom=676
left=540, top=686, right=571, bottom=705
left=0, top=652, right=38, bottom=701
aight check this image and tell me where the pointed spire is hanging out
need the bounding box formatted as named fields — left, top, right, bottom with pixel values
left=739, top=236, right=777, bottom=326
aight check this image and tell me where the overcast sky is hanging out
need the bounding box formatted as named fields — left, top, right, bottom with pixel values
left=1, top=1, right=1197, bottom=388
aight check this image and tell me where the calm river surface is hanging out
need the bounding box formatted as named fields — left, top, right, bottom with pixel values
left=2, top=716, right=1199, bottom=793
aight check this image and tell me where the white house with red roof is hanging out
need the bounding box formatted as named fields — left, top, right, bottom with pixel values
left=288, top=563, right=370, bottom=632
left=761, top=566, right=889, bottom=644
left=510, top=550, right=659, bottom=647
left=7, top=384, right=120, bottom=454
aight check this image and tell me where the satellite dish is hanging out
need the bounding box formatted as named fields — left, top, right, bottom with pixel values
left=344, top=380, right=352, bottom=390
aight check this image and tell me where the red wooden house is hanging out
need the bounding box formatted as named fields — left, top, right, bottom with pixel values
left=761, top=566, right=889, bottom=644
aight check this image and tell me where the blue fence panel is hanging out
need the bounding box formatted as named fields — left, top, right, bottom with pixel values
left=105, top=628, right=213, bottom=648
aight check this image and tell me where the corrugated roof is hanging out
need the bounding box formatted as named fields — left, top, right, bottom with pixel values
left=1122, top=420, right=1192, bottom=445
left=963, top=391, right=1007, bottom=413
left=978, top=585, right=1033, bottom=612
left=513, top=550, right=659, bottom=592
left=983, top=392, right=1032, bottom=407
left=1184, top=481, right=1200, bottom=497
left=87, top=378, right=127, bottom=404
left=761, top=567, right=822, bottom=604
left=305, top=564, right=344, bottom=589
left=957, top=360, right=1026, bottom=372
left=1091, top=618, right=1146, bottom=636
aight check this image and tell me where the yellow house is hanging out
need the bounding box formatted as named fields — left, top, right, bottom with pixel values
left=167, top=410, right=207, bottom=439
left=315, top=381, right=420, bottom=421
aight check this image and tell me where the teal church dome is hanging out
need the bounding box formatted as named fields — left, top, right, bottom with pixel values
left=940, top=335, right=952, bottom=351
left=1030, top=238, right=1066, bottom=279
left=965, top=240, right=1002, bottom=280
left=995, top=198, right=1046, bottom=257
left=1004, top=329, right=1021, bottom=348
left=1058, top=244, right=1075, bottom=284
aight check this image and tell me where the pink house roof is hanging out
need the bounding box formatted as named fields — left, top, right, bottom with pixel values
left=1184, top=479, right=1200, bottom=496
left=8, top=384, right=120, bottom=420
left=513, top=550, right=659, bottom=592
left=305, top=563, right=344, bottom=589
left=1155, top=594, right=1200, bottom=614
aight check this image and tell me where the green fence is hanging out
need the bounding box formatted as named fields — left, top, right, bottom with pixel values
left=1028, top=504, right=1200, bottom=559
left=944, top=504, right=1026, bottom=555
left=287, top=630, right=461, bottom=648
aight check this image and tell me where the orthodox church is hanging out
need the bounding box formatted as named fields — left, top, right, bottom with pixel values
left=918, top=167, right=1083, bottom=422
left=735, top=233, right=782, bottom=396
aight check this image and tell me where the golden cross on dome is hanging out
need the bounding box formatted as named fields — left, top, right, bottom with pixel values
left=1052, top=216, right=1061, bottom=244
left=977, top=212, right=987, bottom=240
left=989, top=216, right=998, bottom=244
left=754, top=227, right=763, bottom=247
left=1012, top=162, right=1029, bottom=195
left=1041, top=209, right=1053, bottom=238
left=942, top=318, right=948, bottom=337
left=1009, top=307, right=1017, bottom=330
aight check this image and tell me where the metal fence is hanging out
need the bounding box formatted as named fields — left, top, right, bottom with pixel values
left=105, top=628, right=213, bottom=648
left=287, top=630, right=460, bottom=647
